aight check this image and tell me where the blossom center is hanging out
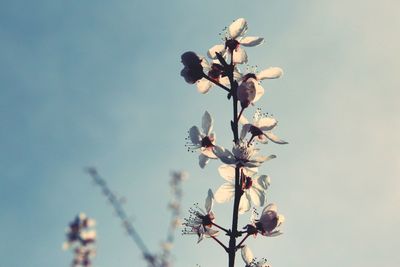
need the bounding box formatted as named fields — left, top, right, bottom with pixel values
left=201, top=136, right=214, bottom=148
left=208, top=63, right=224, bottom=80
left=225, top=39, right=240, bottom=52
left=249, top=125, right=263, bottom=137
left=241, top=176, right=253, bottom=190
left=242, top=73, right=257, bottom=82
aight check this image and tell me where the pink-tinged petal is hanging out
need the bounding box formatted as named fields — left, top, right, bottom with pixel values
left=205, top=227, right=219, bottom=237
left=256, top=67, right=283, bottom=80
left=256, top=134, right=269, bottom=144
left=240, top=124, right=251, bottom=140
left=201, top=148, right=217, bottom=159
left=240, top=36, right=264, bottom=47
left=237, top=79, right=256, bottom=106
left=207, top=44, right=226, bottom=59
left=199, top=154, right=210, bottom=169
left=268, top=230, right=283, bottom=237
left=202, top=111, right=213, bottom=135
left=200, top=56, right=211, bottom=69
left=244, top=167, right=258, bottom=176
left=277, top=214, right=285, bottom=226
left=255, top=154, right=277, bottom=163
left=252, top=81, right=265, bottom=103
left=241, top=245, right=254, bottom=265
left=256, top=175, right=271, bottom=190
left=229, top=18, right=247, bottom=39
left=233, top=68, right=243, bottom=81
left=257, top=117, right=277, bottom=130
left=238, top=194, right=251, bottom=214
left=219, top=76, right=230, bottom=87
left=263, top=203, right=278, bottom=213
left=264, top=132, right=288, bottom=144
left=218, top=164, right=235, bottom=182
left=189, top=126, right=202, bottom=145
left=213, top=146, right=235, bottom=164
left=196, top=78, right=213, bottom=94
left=205, top=189, right=214, bottom=213
left=214, top=183, right=235, bottom=203
left=239, top=114, right=249, bottom=125
left=248, top=187, right=265, bottom=207
left=233, top=46, right=248, bottom=64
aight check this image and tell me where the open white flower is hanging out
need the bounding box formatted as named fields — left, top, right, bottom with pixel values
left=208, top=18, right=264, bottom=64
left=213, top=141, right=276, bottom=168
left=237, top=78, right=265, bottom=108
left=253, top=203, right=284, bottom=237
left=237, top=67, right=283, bottom=106
left=240, top=109, right=288, bottom=145
left=182, top=189, right=218, bottom=243
left=214, top=165, right=270, bottom=214
left=241, top=246, right=271, bottom=267
left=186, top=111, right=217, bottom=168
left=241, top=245, right=254, bottom=266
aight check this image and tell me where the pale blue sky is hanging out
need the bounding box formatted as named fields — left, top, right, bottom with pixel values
left=1, top=0, right=399, bottom=267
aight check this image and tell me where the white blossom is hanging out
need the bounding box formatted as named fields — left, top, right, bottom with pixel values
left=240, top=109, right=288, bottom=145
left=253, top=204, right=285, bottom=237
left=213, top=141, right=276, bottom=168
left=186, top=111, right=217, bottom=168
left=214, top=165, right=270, bottom=213
left=208, top=18, right=264, bottom=64
left=182, top=189, right=219, bottom=243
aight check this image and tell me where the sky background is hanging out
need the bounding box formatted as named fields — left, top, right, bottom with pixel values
left=1, top=0, right=399, bottom=267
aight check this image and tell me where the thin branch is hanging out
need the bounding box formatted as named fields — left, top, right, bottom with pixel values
left=202, top=73, right=231, bottom=92
left=212, top=222, right=230, bottom=233
left=85, top=168, right=151, bottom=257
left=211, top=235, right=229, bottom=252
left=236, top=234, right=250, bottom=249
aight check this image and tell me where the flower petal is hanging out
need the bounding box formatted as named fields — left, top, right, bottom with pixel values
left=263, top=203, right=278, bottom=213
left=257, top=117, right=277, bottom=130
left=253, top=81, right=265, bottom=103
left=207, top=44, right=226, bottom=59
left=205, top=189, right=214, bottom=213
left=233, top=46, right=248, bottom=64
left=218, top=164, right=235, bottom=182
left=240, top=124, right=251, bottom=140
left=196, top=78, right=213, bottom=94
left=248, top=187, right=265, bottom=207
left=213, top=146, right=235, bottom=164
left=219, top=76, right=230, bottom=87
left=241, top=245, right=254, bottom=265
left=256, top=175, right=271, bottom=190
left=201, top=148, right=217, bottom=159
left=189, top=126, right=202, bottom=145
left=199, top=154, right=210, bottom=169
left=229, top=18, right=247, bottom=39
left=264, top=132, right=288, bottom=144
left=239, top=194, right=251, bottom=214
left=240, top=36, right=264, bottom=47
left=256, top=67, right=283, bottom=80
left=202, top=111, right=213, bottom=135
left=214, top=183, right=235, bottom=203
left=239, top=114, right=249, bottom=125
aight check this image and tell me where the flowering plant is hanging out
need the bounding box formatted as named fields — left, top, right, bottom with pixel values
left=180, top=18, right=287, bottom=267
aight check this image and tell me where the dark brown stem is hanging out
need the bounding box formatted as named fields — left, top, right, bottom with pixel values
left=227, top=49, right=242, bottom=267
left=211, top=235, right=229, bottom=252
left=236, top=234, right=250, bottom=249
left=212, top=222, right=229, bottom=233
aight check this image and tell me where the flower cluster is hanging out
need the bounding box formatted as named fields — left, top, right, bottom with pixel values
left=63, top=213, right=96, bottom=267
left=180, top=18, right=288, bottom=267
